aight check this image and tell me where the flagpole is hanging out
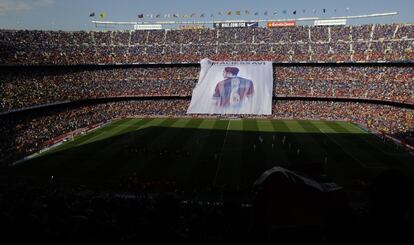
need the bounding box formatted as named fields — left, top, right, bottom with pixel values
left=91, top=11, right=398, bottom=28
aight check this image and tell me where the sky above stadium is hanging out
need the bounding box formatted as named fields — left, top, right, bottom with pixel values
left=0, top=0, right=413, bottom=30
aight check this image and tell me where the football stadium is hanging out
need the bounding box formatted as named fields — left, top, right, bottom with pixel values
left=1, top=0, right=414, bottom=244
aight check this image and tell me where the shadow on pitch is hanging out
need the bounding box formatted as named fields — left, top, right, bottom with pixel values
left=5, top=126, right=414, bottom=189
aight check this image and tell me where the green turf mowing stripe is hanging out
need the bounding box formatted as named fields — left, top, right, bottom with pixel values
left=125, top=118, right=165, bottom=129
left=214, top=120, right=246, bottom=188
left=269, top=120, right=297, bottom=133
left=214, top=120, right=243, bottom=187
left=266, top=120, right=291, bottom=166
left=213, top=119, right=231, bottom=130
left=165, top=118, right=204, bottom=129
left=145, top=118, right=185, bottom=149
left=197, top=118, right=218, bottom=129
left=321, top=121, right=392, bottom=168
left=145, top=118, right=202, bottom=151
left=46, top=119, right=148, bottom=158
left=116, top=118, right=193, bottom=174
left=336, top=122, right=367, bottom=134
left=240, top=119, right=269, bottom=187
left=281, top=120, right=315, bottom=161
left=310, top=121, right=339, bottom=133
left=191, top=119, right=229, bottom=188
left=256, top=120, right=280, bottom=169
left=72, top=119, right=131, bottom=143
left=99, top=118, right=178, bottom=178
left=140, top=118, right=207, bottom=185
left=255, top=120, right=274, bottom=131
left=298, top=121, right=368, bottom=180
left=36, top=118, right=138, bottom=156
left=34, top=119, right=155, bottom=177
left=107, top=118, right=157, bottom=141
left=269, top=120, right=305, bottom=166
left=292, top=120, right=332, bottom=162
left=283, top=120, right=308, bottom=133
left=78, top=118, right=141, bottom=146
left=64, top=118, right=164, bottom=178
left=298, top=121, right=348, bottom=163
left=228, top=119, right=243, bottom=130
left=108, top=119, right=180, bottom=180
left=167, top=118, right=191, bottom=128
left=75, top=118, right=149, bottom=146
left=121, top=118, right=214, bottom=187
left=241, top=119, right=257, bottom=131
left=331, top=122, right=413, bottom=167
left=345, top=123, right=410, bottom=158
left=120, top=118, right=179, bottom=154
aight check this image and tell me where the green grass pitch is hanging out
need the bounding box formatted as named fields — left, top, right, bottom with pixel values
left=11, top=118, right=414, bottom=191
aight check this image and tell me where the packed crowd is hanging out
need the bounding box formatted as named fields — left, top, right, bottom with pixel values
left=2, top=65, right=413, bottom=113
left=0, top=67, right=199, bottom=112
left=274, top=66, right=414, bottom=104
left=0, top=100, right=188, bottom=164
left=272, top=100, right=414, bottom=135
left=1, top=99, right=413, bottom=165
left=1, top=24, right=414, bottom=65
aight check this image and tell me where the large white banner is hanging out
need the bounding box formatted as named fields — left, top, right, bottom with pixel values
left=187, top=59, right=273, bottom=115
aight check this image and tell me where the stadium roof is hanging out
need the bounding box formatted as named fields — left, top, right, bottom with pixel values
left=0, top=0, right=412, bottom=30
left=92, top=12, right=399, bottom=29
